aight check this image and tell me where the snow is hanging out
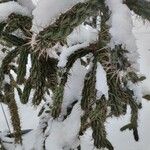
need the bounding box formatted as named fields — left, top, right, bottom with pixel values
left=32, top=0, right=38, bottom=5
left=32, top=0, right=87, bottom=33
left=80, top=128, right=98, bottom=150
left=0, top=1, right=31, bottom=23
left=133, top=17, right=150, bottom=96
left=4, top=75, right=10, bottom=84
left=18, top=0, right=35, bottom=13
left=46, top=43, right=61, bottom=59
left=96, top=62, right=109, bottom=100
left=67, top=24, right=98, bottom=46
left=61, top=60, right=87, bottom=115
left=45, top=102, right=81, bottom=150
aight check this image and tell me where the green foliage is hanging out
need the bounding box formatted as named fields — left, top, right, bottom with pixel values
left=17, top=46, right=29, bottom=84
left=51, top=86, right=64, bottom=118
left=4, top=82, right=22, bottom=144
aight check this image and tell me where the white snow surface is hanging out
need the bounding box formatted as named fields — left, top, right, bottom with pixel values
left=80, top=128, right=98, bottom=150
left=67, top=24, right=98, bottom=46
left=0, top=1, right=31, bottom=23
left=32, top=0, right=87, bottom=33
left=45, top=102, right=81, bottom=150
left=96, top=62, right=109, bottom=100
left=18, top=0, right=35, bottom=13
left=62, top=60, right=87, bottom=115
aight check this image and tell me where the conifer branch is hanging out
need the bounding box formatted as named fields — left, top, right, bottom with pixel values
left=4, top=80, right=22, bottom=144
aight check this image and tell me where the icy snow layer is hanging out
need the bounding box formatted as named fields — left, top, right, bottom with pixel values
left=45, top=102, right=81, bottom=150
left=67, top=24, right=98, bottom=46
left=32, top=0, right=38, bottom=5
left=96, top=62, right=109, bottom=100
left=133, top=17, right=150, bottom=96
left=18, top=0, right=35, bottom=13
left=80, top=128, right=98, bottom=150
left=106, top=0, right=139, bottom=70
left=32, top=0, right=87, bottom=33
left=61, top=60, right=87, bottom=115
left=0, top=1, right=31, bottom=23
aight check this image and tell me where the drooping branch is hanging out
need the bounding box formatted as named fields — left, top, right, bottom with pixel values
left=3, top=81, right=22, bottom=144
left=0, top=47, right=23, bottom=144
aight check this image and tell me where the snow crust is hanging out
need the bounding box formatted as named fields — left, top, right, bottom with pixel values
left=67, top=24, right=98, bottom=46
left=80, top=128, right=98, bottom=150
left=96, top=62, right=109, bottom=100
left=45, top=102, right=81, bottom=150
left=62, top=60, right=87, bottom=115
left=18, top=0, right=35, bottom=13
